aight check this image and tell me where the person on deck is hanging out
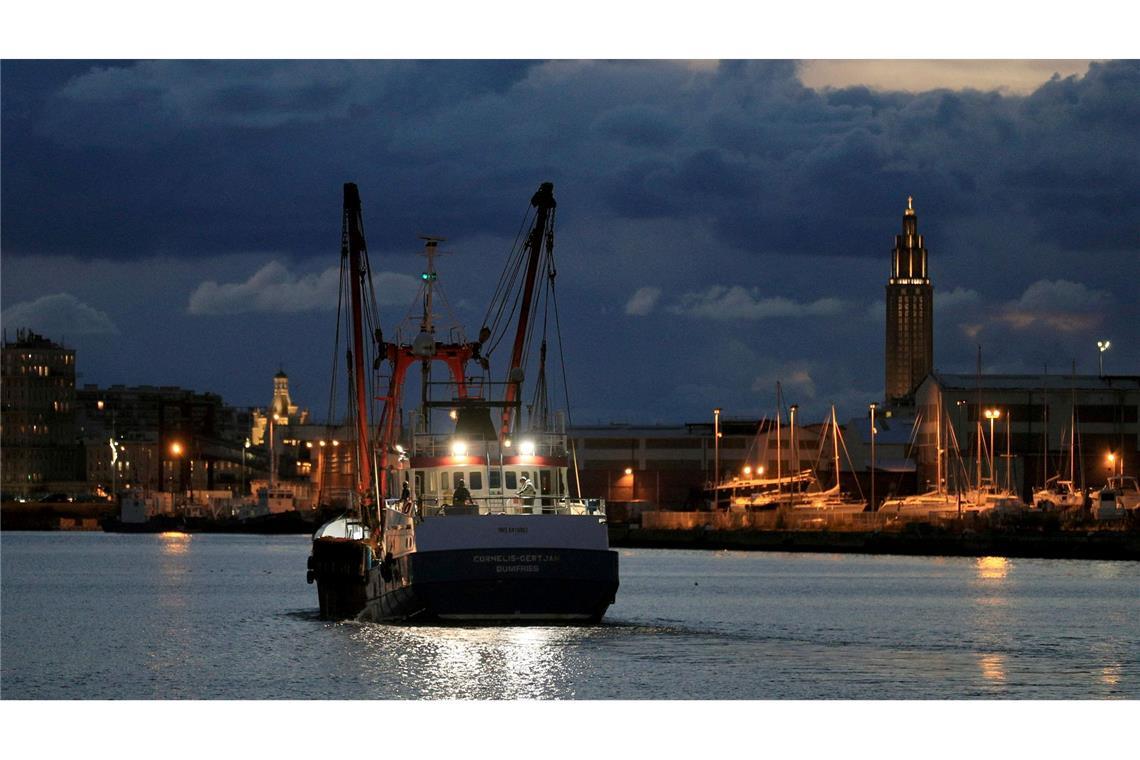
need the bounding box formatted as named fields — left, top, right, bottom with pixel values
left=517, top=476, right=537, bottom=511
left=451, top=478, right=472, bottom=512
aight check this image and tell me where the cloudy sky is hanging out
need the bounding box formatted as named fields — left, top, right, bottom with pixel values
left=3, top=54, right=1138, bottom=426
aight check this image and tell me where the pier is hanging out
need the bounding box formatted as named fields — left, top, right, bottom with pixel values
left=610, top=509, right=1140, bottom=560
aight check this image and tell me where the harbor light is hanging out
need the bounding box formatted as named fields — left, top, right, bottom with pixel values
left=1098, top=340, right=1111, bottom=375
left=451, top=440, right=468, bottom=457
left=170, top=442, right=183, bottom=457
left=519, top=439, right=536, bottom=456
left=743, top=465, right=752, bottom=476
left=624, top=467, right=633, bottom=476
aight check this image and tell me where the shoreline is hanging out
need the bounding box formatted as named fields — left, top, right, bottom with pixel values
left=609, top=525, right=1140, bottom=561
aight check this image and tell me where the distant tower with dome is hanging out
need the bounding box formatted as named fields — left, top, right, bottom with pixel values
left=250, top=368, right=308, bottom=445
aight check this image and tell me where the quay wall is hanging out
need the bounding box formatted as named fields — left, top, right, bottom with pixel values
left=614, top=510, right=1140, bottom=561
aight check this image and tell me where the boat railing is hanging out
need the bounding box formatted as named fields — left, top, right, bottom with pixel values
left=417, top=495, right=606, bottom=518
left=410, top=431, right=568, bottom=458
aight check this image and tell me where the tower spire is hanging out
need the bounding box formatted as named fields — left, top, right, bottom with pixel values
left=885, top=195, right=933, bottom=405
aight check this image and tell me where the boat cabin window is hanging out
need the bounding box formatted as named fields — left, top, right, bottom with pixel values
left=415, top=472, right=425, bottom=497
left=439, top=471, right=449, bottom=491
left=469, top=471, right=483, bottom=491
left=489, top=470, right=501, bottom=490
left=540, top=469, right=552, bottom=495
left=427, top=471, right=437, bottom=493
left=505, top=471, right=517, bottom=490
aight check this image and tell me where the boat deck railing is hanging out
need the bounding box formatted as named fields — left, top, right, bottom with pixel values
left=410, top=431, right=567, bottom=458
left=417, top=495, right=606, bottom=518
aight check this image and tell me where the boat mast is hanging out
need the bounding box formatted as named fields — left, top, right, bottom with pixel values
left=500, top=182, right=557, bottom=440
left=936, top=389, right=943, bottom=495
left=343, top=183, right=375, bottom=523
left=831, top=405, right=841, bottom=490
left=775, top=383, right=782, bottom=498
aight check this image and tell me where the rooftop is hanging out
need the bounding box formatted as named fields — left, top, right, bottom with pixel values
left=929, top=373, right=1140, bottom=392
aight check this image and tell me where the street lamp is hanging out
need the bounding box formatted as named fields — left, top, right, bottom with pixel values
left=242, top=438, right=251, bottom=496
left=869, top=403, right=877, bottom=510
left=713, top=407, right=722, bottom=489
left=789, top=404, right=798, bottom=476
left=169, top=441, right=183, bottom=495
left=984, top=409, right=1001, bottom=486
left=1097, top=340, right=1111, bottom=376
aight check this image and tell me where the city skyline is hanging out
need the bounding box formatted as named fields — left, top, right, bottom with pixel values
left=3, top=59, right=1138, bottom=425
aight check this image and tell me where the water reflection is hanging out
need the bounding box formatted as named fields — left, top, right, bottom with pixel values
left=355, top=624, right=597, bottom=699
left=1100, top=663, right=1121, bottom=687
left=975, top=556, right=1010, bottom=580
left=158, top=531, right=192, bottom=555
left=979, top=653, right=1006, bottom=682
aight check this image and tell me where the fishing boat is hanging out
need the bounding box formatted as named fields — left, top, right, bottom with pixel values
left=307, top=182, right=619, bottom=623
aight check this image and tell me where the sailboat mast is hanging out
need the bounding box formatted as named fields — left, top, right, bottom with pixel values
left=343, top=183, right=374, bottom=508
left=832, top=405, right=840, bottom=490
left=936, top=390, right=943, bottom=495
left=775, top=383, right=782, bottom=497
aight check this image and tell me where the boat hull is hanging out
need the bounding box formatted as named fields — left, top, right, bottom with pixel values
left=360, top=547, right=619, bottom=624
left=308, top=537, right=370, bottom=619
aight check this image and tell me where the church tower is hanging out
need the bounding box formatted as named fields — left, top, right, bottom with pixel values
left=885, top=196, right=933, bottom=405
left=270, top=369, right=297, bottom=424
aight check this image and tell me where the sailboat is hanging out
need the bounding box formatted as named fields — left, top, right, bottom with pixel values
left=879, top=394, right=980, bottom=517
left=793, top=405, right=867, bottom=513
left=306, top=182, right=619, bottom=623
left=1032, top=397, right=1085, bottom=511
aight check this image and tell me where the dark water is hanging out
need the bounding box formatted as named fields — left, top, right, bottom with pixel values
left=2, top=532, right=1137, bottom=699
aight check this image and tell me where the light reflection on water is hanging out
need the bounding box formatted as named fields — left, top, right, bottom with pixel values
left=979, top=653, right=1006, bottom=682
left=975, top=556, right=1011, bottom=580
left=355, top=624, right=596, bottom=699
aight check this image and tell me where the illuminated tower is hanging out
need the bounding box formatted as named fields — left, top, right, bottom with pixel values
left=270, top=369, right=297, bottom=424
left=885, top=196, right=933, bottom=404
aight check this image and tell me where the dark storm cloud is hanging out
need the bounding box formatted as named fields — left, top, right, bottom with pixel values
left=3, top=59, right=1137, bottom=420
left=4, top=59, right=1138, bottom=264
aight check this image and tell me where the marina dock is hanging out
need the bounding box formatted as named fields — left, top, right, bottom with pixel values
left=610, top=509, right=1140, bottom=560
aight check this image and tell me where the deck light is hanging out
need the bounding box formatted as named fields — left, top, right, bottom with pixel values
left=624, top=467, right=633, bottom=476
left=743, top=466, right=752, bottom=476
left=519, top=439, right=536, bottom=456
left=451, top=440, right=468, bottom=457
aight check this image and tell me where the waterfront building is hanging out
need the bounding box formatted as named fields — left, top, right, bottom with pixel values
left=76, top=384, right=254, bottom=495
left=913, top=373, right=1139, bottom=498
left=568, top=418, right=828, bottom=509
left=885, top=196, right=934, bottom=406
left=1, top=330, right=82, bottom=494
